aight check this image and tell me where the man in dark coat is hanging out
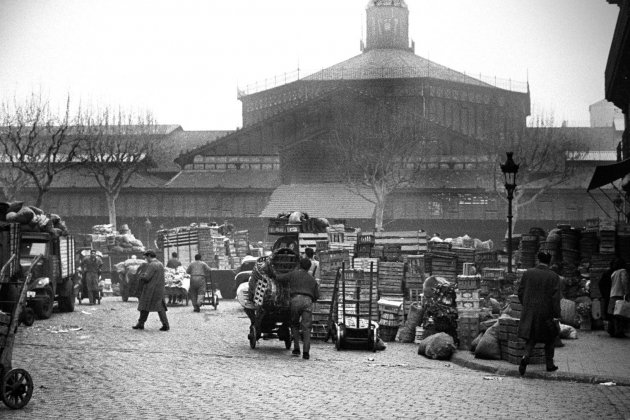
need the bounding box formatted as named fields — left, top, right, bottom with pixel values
left=133, top=250, right=169, bottom=331
left=517, top=251, right=561, bottom=375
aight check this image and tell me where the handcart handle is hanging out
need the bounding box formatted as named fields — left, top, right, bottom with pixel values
left=0, top=253, right=16, bottom=285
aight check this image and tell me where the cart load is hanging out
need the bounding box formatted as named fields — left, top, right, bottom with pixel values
left=247, top=248, right=298, bottom=309
left=243, top=248, right=299, bottom=350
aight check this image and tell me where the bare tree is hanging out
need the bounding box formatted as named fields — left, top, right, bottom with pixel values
left=76, top=109, right=158, bottom=231
left=328, top=101, right=436, bottom=231
left=0, top=166, right=29, bottom=202
left=490, top=114, right=589, bottom=234
left=0, top=95, right=82, bottom=206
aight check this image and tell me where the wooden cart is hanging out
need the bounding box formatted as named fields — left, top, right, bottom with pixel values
left=0, top=254, right=39, bottom=409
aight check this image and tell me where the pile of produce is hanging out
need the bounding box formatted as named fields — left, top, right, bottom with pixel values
left=0, top=201, right=69, bottom=237
left=421, top=276, right=459, bottom=344
left=91, top=224, right=145, bottom=254
left=164, top=266, right=190, bottom=289
left=92, top=224, right=115, bottom=235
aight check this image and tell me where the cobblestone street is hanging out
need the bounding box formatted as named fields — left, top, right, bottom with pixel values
left=1, top=297, right=629, bottom=419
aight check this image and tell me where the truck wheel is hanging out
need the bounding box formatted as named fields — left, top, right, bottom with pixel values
left=34, top=286, right=54, bottom=320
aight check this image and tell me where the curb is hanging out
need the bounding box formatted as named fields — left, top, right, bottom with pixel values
left=450, top=353, right=630, bottom=387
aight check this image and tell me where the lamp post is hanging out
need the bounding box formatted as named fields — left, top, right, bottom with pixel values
left=144, top=218, right=152, bottom=250
left=500, top=152, right=519, bottom=273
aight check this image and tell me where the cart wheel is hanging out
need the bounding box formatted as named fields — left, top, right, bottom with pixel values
left=335, top=325, right=344, bottom=351
left=20, top=308, right=35, bottom=327
left=1, top=368, right=33, bottom=410
left=249, top=325, right=257, bottom=349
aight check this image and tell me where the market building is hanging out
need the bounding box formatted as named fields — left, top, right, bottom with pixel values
left=1, top=0, right=623, bottom=246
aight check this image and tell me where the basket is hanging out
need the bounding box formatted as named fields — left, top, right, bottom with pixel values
left=379, top=325, right=399, bottom=342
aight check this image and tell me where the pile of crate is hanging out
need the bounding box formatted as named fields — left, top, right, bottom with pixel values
left=498, top=315, right=545, bottom=365
left=452, top=247, right=475, bottom=276
left=374, top=230, right=428, bottom=255
left=481, top=267, right=504, bottom=297
left=403, top=255, right=425, bottom=299
left=429, top=250, right=457, bottom=282
left=455, top=274, right=481, bottom=350
left=327, top=225, right=357, bottom=253
left=311, top=250, right=350, bottom=340
left=377, top=261, right=405, bottom=298
left=337, top=269, right=379, bottom=324
left=232, top=230, right=250, bottom=258
left=298, top=232, right=329, bottom=255
left=354, top=233, right=375, bottom=258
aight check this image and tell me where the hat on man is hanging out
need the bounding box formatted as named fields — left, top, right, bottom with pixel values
left=143, top=249, right=157, bottom=258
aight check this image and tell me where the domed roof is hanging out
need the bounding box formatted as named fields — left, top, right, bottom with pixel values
left=304, top=48, right=491, bottom=88
left=367, top=0, right=407, bottom=8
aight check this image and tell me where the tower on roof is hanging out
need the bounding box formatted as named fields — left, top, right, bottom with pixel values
left=364, top=0, right=411, bottom=52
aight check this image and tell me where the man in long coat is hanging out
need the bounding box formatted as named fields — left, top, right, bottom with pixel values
left=517, top=251, right=561, bottom=375
left=81, top=250, right=103, bottom=304
left=133, top=250, right=169, bottom=331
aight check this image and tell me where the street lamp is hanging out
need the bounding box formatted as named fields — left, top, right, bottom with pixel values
left=500, top=152, right=519, bottom=273
left=144, top=218, right=152, bottom=249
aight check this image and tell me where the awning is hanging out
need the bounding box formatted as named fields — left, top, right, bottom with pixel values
left=587, top=158, right=630, bottom=191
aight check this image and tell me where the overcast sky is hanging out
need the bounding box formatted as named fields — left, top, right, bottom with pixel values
left=0, top=0, right=620, bottom=130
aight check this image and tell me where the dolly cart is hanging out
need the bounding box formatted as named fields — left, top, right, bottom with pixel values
left=247, top=248, right=298, bottom=349
left=331, top=262, right=378, bottom=352
left=202, top=271, right=219, bottom=310
left=0, top=254, right=41, bottom=409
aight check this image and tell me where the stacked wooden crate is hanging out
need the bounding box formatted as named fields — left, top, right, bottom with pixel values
left=498, top=315, right=545, bottom=365
left=354, top=233, right=375, bottom=258
left=337, top=269, right=379, bottom=323
left=455, top=272, right=481, bottom=350
left=481, top=267, right=505, bottom=296
left=327, top=225, right=356, bottom=253
left=352, top=257, right=379, bottom=273
left=298, top=232, right=329, bottom=255
left=452, top=247, right=475, bottom=276
left=232, top=230, right=250, bottom=258
left=311, top=249, right=350, bottom=340
left=374, top=230, right=428, bottom=254
left=377, top=261, right=405, bottom=298
left=429, top=250, right=457, bottom=282
left=403, top=255, right=425, bottom=316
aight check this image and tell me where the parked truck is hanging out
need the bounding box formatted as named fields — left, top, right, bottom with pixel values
left=21, top=231, right=76, bottom=318
left=0, top=223, right=77, bottom=320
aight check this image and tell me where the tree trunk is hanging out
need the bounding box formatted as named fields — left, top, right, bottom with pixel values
left=34, top=189, right=44, bottom=208
left=373, top=186, right=387, bottom=232
left=106, top=192, right=118, bottom=231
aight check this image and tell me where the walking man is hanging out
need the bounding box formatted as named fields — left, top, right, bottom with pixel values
left=133, top=250, right=169, bottom=331
left=276, top=258, right=319, bottom=360
left=517, top=251, right=561, bottom=375
left=187, top=254, right=212, bottom=312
